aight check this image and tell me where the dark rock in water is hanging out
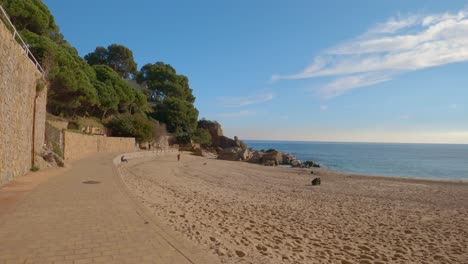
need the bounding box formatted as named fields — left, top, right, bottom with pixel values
left=303, top=161, right=320, bottom=168
left=311, top=177, right=321, bottom=186
left=282, top=152, right=296, bottom=165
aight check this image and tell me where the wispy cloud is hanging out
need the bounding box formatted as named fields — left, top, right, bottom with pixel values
left=320, top=105, right=328, bottom=111
left=274, top=10, right=468, bottom=97
left=216, top=110, right=256, bottom=118
left=219, top=92, right=274, bottom=107
left=449, top=103, right=459, bottom=109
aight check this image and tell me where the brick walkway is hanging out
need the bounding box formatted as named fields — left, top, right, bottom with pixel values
left=0, top=153, right=217, bottom=264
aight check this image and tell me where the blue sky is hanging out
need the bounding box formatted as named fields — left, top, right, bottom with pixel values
left=43, top=0, right=468, bottom=143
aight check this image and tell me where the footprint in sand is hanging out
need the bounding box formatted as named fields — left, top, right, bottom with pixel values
left=235, top=250, right=246, bottom=257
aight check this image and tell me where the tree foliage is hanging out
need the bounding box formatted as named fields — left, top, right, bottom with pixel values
left=106, top=114, right=153, bottom=143
left=85, top=44, right=138, bottom=79
left=192, top=128, right=212, bottom=145
left=152, top=97, right=199, bottom=135
left=1, top=1, right=150, bottom=118
left=93, top=65, right=151, bottom=116
left=0, top=0, right=58, bottom=36
left=137, top=62, right=199, bottom=137
left=2, top=0, right=211, bottom=145
left=20, top=30, right=99, bottom=115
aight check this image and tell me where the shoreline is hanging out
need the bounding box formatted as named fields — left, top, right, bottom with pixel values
left=121, top=153, right=468, bottom=264
left=307, top=167, right=468, bottom=184
left=246, top=148, right=468, bottom=184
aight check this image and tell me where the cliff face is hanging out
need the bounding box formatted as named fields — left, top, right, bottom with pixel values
left=198, top=121, right=224, bottom=147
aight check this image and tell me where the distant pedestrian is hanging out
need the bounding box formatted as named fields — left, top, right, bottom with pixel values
left=177, top=153, right=181, bottom=161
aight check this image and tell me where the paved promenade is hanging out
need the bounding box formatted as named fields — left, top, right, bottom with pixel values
left=0, top=153, right=216, bottom=264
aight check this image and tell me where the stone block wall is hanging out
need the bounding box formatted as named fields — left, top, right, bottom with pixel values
left=62, top=131, right=136, bottom=161
left=113, top=148, right=178, bottom=166
left=0, top=21, right=47, bottom=186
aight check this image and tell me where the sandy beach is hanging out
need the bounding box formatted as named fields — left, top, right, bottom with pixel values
left=121, top=153, right=468, bottom=264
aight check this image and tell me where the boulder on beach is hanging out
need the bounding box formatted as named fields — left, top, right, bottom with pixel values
left=218, top=147, right=251, bottom=161
left=247, top=150, right=263, bottom=164
left=261, top=150, right=283, bottom=166
left=312, top=177, right=321, bottom=186
left=218, top=136, right=237, bottom=149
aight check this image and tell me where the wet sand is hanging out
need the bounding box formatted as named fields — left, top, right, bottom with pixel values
left=121, top=153, right=468, bottom=264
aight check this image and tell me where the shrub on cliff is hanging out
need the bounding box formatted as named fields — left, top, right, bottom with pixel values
left=192, top=128, right=212, bottom=145
left=106, top=114, right=153, bottom=143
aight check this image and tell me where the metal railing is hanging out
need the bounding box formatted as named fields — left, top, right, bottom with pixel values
left=0, top=4, right=46, bottom=77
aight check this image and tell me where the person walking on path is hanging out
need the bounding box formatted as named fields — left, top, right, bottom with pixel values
left=177, top=153, right=181, bottom=161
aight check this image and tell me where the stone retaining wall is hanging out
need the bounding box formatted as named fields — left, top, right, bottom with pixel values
left=113, top=148, right=178, bottom=166
left=63, top=131, right=137, bottom=161
left=0, top=20, right=47, bottom=186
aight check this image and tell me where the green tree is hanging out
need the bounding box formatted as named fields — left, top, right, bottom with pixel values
left=93, top=65, right=151, bottom=116
left=136, top=62, right=198, bottom=137
left=0, top=0, right=58, bottom=36
left=192, top=128, right=212, bottom=145
left=106, top=114, right=153, bottom=143
left=152, top=97, right=199, bottom=136
left=85, top=44, right=137, bottom=79
left=137, top=62, right=195, bottom=103
left=20, top=31, right=99, bottom=116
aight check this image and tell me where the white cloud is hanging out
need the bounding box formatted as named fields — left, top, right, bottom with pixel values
left=449, top=103, right=459, bottom=109
left=318, top=73, right=391, bottom=98
left=274, top=9, right=468, bottom=97
left=320, top=105, right=328, bottom=111
left=219, top=92, right=274, bottom=107
left=368, top=15, right=420, bottom=34
left=216, top=110, right=256, bottom=118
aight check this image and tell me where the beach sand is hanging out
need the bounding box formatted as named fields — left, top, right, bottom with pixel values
left=121, top=153, right=468, bottom=264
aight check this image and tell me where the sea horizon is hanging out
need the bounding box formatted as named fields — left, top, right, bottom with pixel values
left=244, top=139, right=468, bottom=146
left=245, top=140, right=468, bottom=180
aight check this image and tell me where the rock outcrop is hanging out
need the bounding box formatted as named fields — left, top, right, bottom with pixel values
left=247, top=149, right=321, bottom=168
left=218, top=136, right=237, bottom=149
left=261, top=150, right=283, bottom=166
left=198, top=119, right=224, bottom=147
left=36, top=146, right=65, bottom=169
left=218, top=147, right=251, bottom=161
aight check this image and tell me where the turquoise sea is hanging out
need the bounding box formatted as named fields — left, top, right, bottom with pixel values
left=245, top=140, right=468, bottom=180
